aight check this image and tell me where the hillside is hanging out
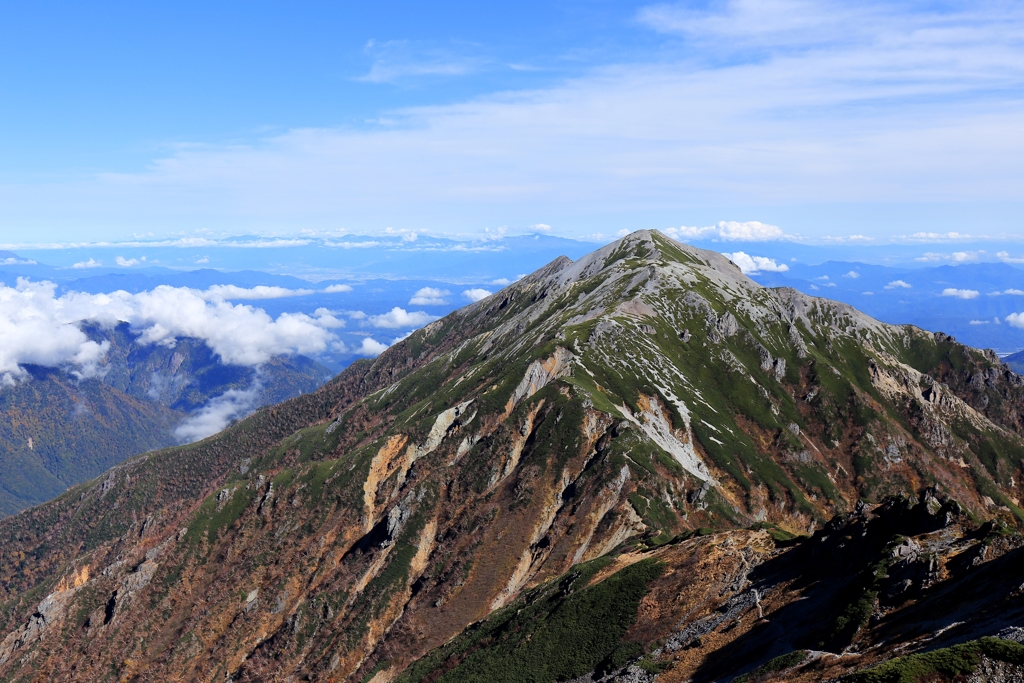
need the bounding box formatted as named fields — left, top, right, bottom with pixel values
left=1, top=230, right=1023, bottom=681
left=0, top=323, right=332, bottom=516
left=1006, top=349, right=1024, bottom=375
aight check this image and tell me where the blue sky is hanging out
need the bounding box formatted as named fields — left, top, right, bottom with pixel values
left=1, top=0, right=1023, bottom=243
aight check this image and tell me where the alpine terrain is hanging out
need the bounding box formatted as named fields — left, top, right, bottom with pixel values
left=0, top=322, right=332, bottom=516
left=3, top=231, right=1024, bottom=682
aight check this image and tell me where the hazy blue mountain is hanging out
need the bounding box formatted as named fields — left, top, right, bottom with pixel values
left=6, top=233, right=599, bottom=282
left=0, top=324, right=332, bottom=516
left=1007, top=349, right=1024, bottom=374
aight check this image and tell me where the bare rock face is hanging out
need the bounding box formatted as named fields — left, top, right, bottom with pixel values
left=1, top=230, right=1024, bottom=681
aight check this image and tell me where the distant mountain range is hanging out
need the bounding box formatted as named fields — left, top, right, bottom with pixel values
left=1007, top=349, right=1024, bottom=374
left=0, top=323, right=331, bottom=516
left=750, top=260, right=1024, bottom=354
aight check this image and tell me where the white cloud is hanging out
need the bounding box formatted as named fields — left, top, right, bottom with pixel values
left=941, top=288, right=979, bottom=299
left=815, top=275, right=830, bottom=281
left=116, top=256, right=141, bottom=267
left=323, top=284, right=353, bottom=293
left=203, top=285, right=316, bottom=300
left=531, top=223, right=552, bottom=233
left=3, top=2, right=1024, bottom=237
left=367, top=307, right=438, bottom=329
left=909, top=232, right=971, bottom=241
left=723, top=252, right=789, bottom=275
left=667, top=221, right=787, bottom=242
left=884, top=280, right=912, bottom=289
left=917, top=250, right=984, bottom=263
left=822, top=235, right=874, bottom=243
left=462, top=288, right=492, bottom=302
left=383, top=226, right=418, bottom=242
left=174, top=384, right=260, bottom=443
left=951, top=251, right=981, bottom=262
left=842, top=271, right=860, bottom=279
left=357, top=337, right=390, bottom=356
left=358, top=40, right=483, bottom=84
left=1007, top=313, right=1024, bottom=329
left=72, top=258, right=102, bottom=269
left=969, top=320, right=989, bottom=325
left=997, top=251, right=1024, bottom=264
left=0, top=257, right=36, bottom=265
left=409, top=287, right=451, bottom=306
left=0, top=278, right=343, bottom=384
left=491, top=278, right=511, bottom=286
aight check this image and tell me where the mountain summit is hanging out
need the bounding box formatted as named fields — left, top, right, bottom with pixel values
left=2, top=230, right=1024, bottom=681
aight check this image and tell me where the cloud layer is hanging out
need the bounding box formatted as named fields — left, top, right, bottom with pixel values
left=0, top=279, right=344, bottom=384
left=367, top=307, right=439, bottom=329
left=667, top=221, right=787, bottom=242
left=941, top=288, right=980, bottom=300
left=174, top=385, right=260, bottom=443
left=723, top=252, right=789, bottom=275
left=409, top=287, right=450, bottom=305
left=462, top=288, right=492, bottom=302
left=4, top=1, right=1024, bottom=237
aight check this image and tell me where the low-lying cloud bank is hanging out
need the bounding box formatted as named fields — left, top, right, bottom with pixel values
left=174, top=384, right=261, bottom=443
left=722, top=252, right=789, bottom=275
left=0, top=278, right=345, bottom=384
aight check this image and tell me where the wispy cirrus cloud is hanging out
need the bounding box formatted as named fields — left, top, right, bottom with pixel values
left=358, top=40, right=485, bottom=83
left=3, top=1, right=1024, bottom=239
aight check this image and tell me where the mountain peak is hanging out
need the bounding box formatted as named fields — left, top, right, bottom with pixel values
left=2, top=234, right=1024, bottom=681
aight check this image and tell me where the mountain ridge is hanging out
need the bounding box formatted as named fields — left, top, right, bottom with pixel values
left=1, top=230, right=1023, bottom=681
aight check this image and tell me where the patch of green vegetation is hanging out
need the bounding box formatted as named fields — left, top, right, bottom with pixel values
left=628, top=487, right=677, bottom=536
left=949, top=417, right=1024, bottom=493
left=637, top=654, right=671, bottom=674
left=734, top=650, right=809, bottom=682
left=518, top=387, right=585, bottom=473
left=749, top=521, right=806, bottom=546
left=790, top=463, right=842, bottom=504
left=826, top=536, right=906, bottom=649
left=181, top=484, right=257, bottom=556
left=897, top=333, right=960, bottom=377
left=397, top=557, right=664, bottom=683
left=845, top=637, right=1024, bottom=683
left=360, top=659, right=390, bottom=682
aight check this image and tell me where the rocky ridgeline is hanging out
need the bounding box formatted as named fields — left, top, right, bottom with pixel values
left=0, top=230, right=1023, bottom=681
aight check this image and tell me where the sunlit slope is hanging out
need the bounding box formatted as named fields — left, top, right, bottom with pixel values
left=0, top=230, right=1022, bottom=681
